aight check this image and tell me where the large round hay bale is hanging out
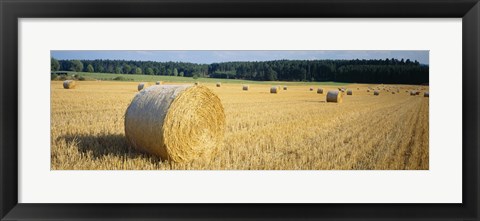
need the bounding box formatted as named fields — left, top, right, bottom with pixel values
left=317, top=88, right=323, bottom=94
left=216, top=82, right=221, bottom=87
left=63, top=80, right=76, bottom=89
left=242, top=85, right=249, bottom=91
left=138, top=83, right=146, bottom=91
left=424, top=92, right=429, bottom=97
left=155, top=81, right=163, bottom=85
left=374, top=90, right=380, bottom=96
left=283, top=86, right=287, bottom=90
left=124, top=85, right=225, bottom=162
left=347, top=90, right=353, bottom=95
left=326, top=90, right=343, bottom=103
left=270, top=86, right=279, bottom=94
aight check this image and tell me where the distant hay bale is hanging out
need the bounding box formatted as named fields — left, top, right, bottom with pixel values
left=392, top=92, right=396, bottom=94
left=310, top=87, right=314, bottom=91
left=194, top=82, right=199, bottom=85
left=410, top=91, right=416, bottom=96
left=63, top=80, right=76, bottom=89
left=317, top=88, right=323, bottom=94
left=270, top=86, right=280, bottom=94
left=415, top=91, right=420, bottom=95
left=124, top=85, right=225, bottom=163
left=424, top=92, right=429, bottom=97
left=242, top=85, right=249, bottom=91
left=374, top=90, right=380, bottom=96
left=367, top=89, right=370, bottom=92
left=347, top=90, right=353, bottom=95
left=138, top=83, right=146, bottom=91
left=216, top=82, right=221, bottom=87
left=155, top=81, right=163, bottom=85
left=326, top=90, right=343, bottom=103
left=283, top=86, right=287, bottom=90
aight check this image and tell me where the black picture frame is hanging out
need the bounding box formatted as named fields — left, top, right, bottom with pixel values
left=1, top=0, right=479, bottom=220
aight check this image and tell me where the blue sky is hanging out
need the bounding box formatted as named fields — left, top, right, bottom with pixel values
left=51, top=50, right=429, bottom=64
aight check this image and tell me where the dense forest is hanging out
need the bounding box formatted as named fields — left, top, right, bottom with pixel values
left=51, top=57, right=429, bottom=84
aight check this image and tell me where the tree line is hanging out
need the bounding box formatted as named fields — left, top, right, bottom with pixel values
left=51, top=57, right=429, bottom=84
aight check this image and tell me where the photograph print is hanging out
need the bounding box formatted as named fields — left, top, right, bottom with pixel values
left=50, top=50, right=429, bottom=170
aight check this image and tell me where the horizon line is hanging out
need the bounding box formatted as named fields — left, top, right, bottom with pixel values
left=51, top=57, right=429, bottom=65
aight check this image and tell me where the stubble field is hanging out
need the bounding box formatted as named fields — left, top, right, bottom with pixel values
left=51, top=80, right=429, bottom=170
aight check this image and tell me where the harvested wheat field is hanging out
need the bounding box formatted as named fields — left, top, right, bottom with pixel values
left=51, top=81, right=429, bottom=170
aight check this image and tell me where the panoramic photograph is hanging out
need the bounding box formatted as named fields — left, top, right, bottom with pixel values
left=50, top=50, right=429, bottom=170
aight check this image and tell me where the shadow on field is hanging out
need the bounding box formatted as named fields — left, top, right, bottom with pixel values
left=59, top=134, right=161, bottom=162
left=301, top=100, right=326, bottom=103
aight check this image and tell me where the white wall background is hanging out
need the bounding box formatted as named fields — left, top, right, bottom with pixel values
left=18, top=18, right=462, bottom=203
